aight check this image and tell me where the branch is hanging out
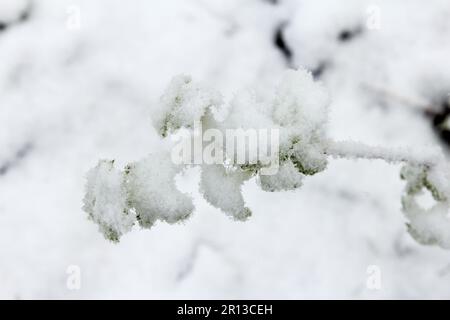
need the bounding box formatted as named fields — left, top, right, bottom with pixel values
left=324, top=139, right=443, bottom=168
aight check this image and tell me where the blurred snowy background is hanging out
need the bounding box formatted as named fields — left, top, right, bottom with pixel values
left=1, top=0, right=450, bottom=299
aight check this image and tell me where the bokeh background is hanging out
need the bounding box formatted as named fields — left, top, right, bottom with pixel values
left=1, top=0, right=450, bottom=299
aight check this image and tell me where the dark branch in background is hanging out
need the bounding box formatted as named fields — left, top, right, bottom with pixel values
left=425, top=97, right=450, bottom=146
left=0, top=1, right=33, bottom=34
left=176, top=240, right=224, bottom=282
left=310, top=25, right=364, bottom=79
left=265, top=0, right=296, bottom=69
left=312, top=61, right=329, bottom=79
left=18, top=3, right=32, bottom=23
left=363, top=83, right=450, bottom=148
left=337, top=26, right=363, bottom=43
left=0, top=142, right=33, bottom=176
left=273, top=22, right=293, bottom=67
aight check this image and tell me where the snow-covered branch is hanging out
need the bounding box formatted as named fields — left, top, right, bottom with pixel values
left=324, top=140, right=443, bottom=167
left=83, top=68, right=450, bottom=249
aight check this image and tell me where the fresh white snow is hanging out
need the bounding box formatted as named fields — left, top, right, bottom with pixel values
left=1, top=0, right=450, bottom=299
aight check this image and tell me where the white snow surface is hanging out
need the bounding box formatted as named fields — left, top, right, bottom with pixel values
left=1, top=0, right=450, bottom=299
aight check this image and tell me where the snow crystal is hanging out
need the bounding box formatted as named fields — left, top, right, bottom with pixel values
left=200, top=164, right=252, bottom=221
left=83, top=160, right=136, bottom=242
left=403, top=199, right=450, bottom=249
left=221, top=88, right=275, bottom=131
left=272, top=68, right=330, bottom=177
left=258, top=159, right=304, bottom=192
left=83, top=152, right=194, bottom=242
left=218, top=69, right=330, bottom=178
left=154, top=74, right=223, bottom=137
left=125, top=152, right=194, bottom=228
left=426, top=161, right=450, bottom=201
left=272, top=68, right=329, bottom=130
left=326, top=140, right=442, bottom=167
left=401, top=163, right=450, bottom=248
